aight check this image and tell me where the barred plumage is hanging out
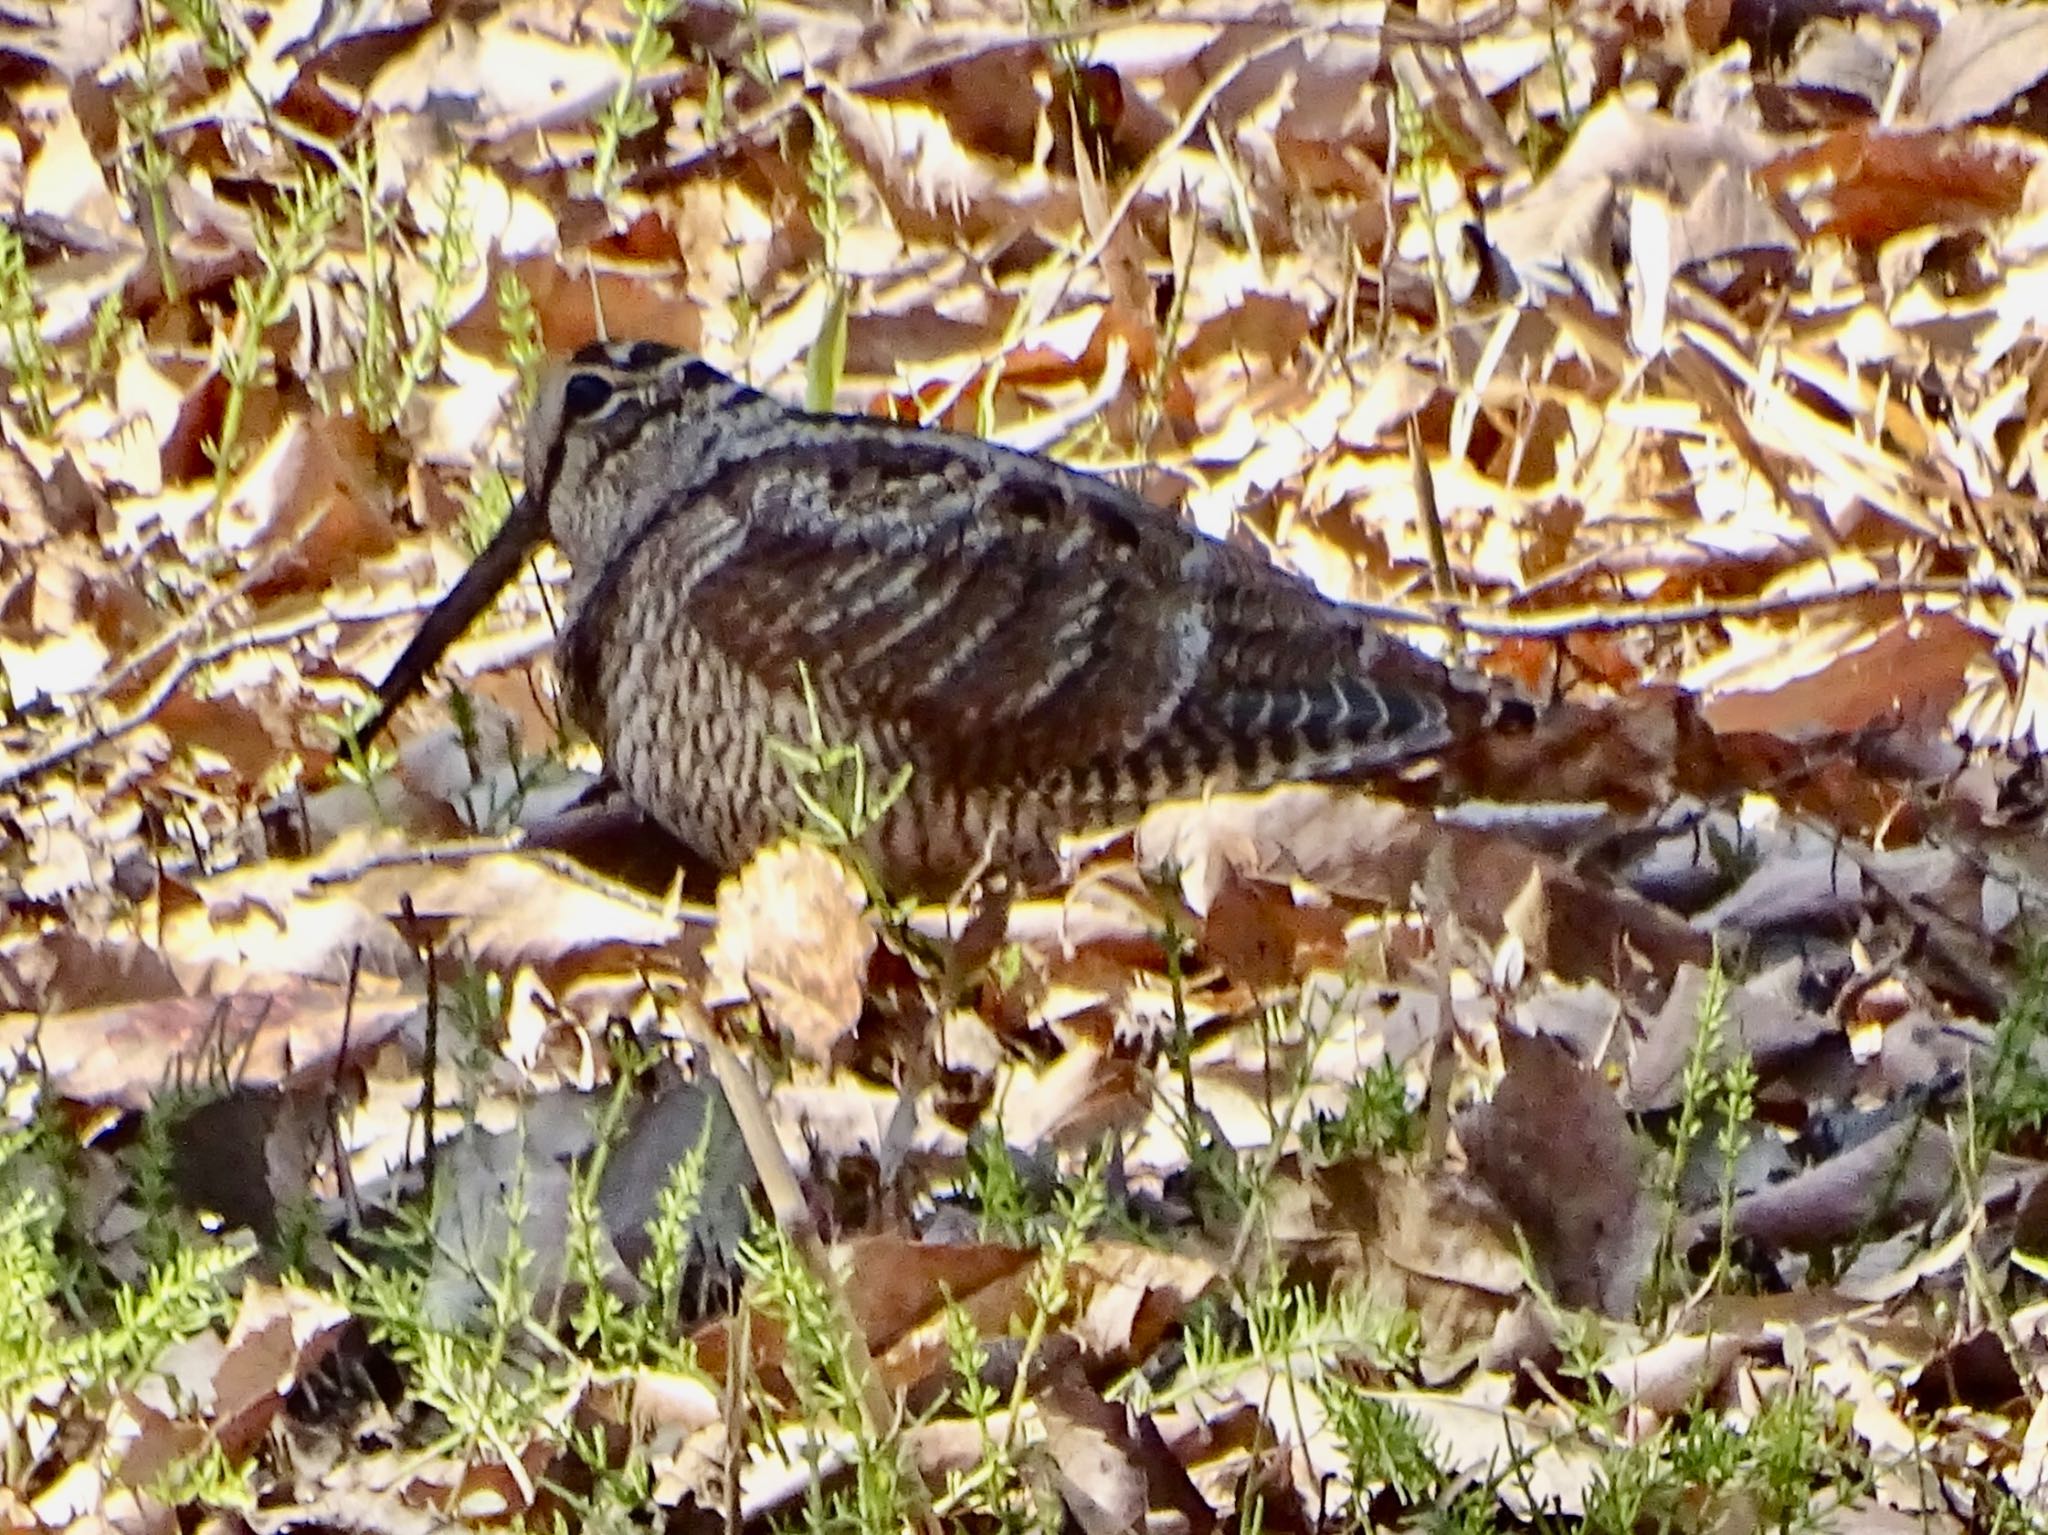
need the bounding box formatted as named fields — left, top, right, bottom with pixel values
left=379, top=340, right=1498, bottom=893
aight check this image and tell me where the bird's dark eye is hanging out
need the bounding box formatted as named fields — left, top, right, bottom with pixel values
left=621, top=340, right=676, bottom=370
left=561, top=369, right=617, bottom=421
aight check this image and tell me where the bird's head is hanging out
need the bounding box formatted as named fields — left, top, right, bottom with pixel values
left=524, top=340, right=778, bottom=572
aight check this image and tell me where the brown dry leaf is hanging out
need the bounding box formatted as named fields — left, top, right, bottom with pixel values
left=264, top=1427, right=557, bottom=1527
left=106, top=1380, right=212, bottom=1511
left=1784, top=17, right=1895, bottom=114
left=986, top=1043, right=1149, bottom=1151
left=52, top=382, right=166, bottom=500
left=1195, top=869, right=1347, bottom=989
left=1458, top=1030, right=1651, bottom=1316
left=1136, top=787, right=1437, bottom=914
left=1036, top=1367, right=1215, bottom=1535
left=364, top=8, right=632, bottom=138
left=1312, top=1157, right=1526, bottom=1360
left=823, top=79, right=1076, bottom=245
left=703, top=839, right=876, bottom=1063
left=1602, top=1332, right=1753, bottom=1420
left=0, top=555, right=118, bottom=702
left=1174, top=971, right=1449, bottom=1150
left=1953, top=596, right=2048, bottom=753
left=690, top=1237, right=1030, bottom=1403
left=1138, top=787, right=1708, bottom=1002
left=0, top=927, right=181, bottom=1016
left=846, top=1237, right=1034, bottom=1353
left=1681, top=1117, right=1961, bottom=1254
left=205, top=409, right=383, bottom=559
left=725, top=1234, right=1215, bottom=1403
left=1670, top=321, right=1943, bottom=544
left=1762, top=124, right=2038, bottom=245
left=160, top=836, right=680, bottom=990
left=1487, top=93, right=1765, bottom=311
left=405, top=341, right=524, bottom=466
left=1070, top=1242, right=1217, bottom=1361
left=0, top=975, right=417, bottom=1108
left=18, top=81, right=128, bottom=243
left=1624, top=960, right=1836, bottom=1112
left=1687, top=607, right=1984, bottom=738
left=212, top=1282, right=352, bottom=1459
left=765, top=1071, right=956, bottom=1170
left=0, top=0, right=138, bottom=76
left=1912, top=6, right=2048, bottom=128
left=625, top=1369, right=726, bottom=1509
left=150, top=687, right=286, bottom=782
left=1032, top=1391, right=1146, bottom=1535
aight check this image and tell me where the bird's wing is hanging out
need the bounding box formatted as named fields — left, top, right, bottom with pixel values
left=571, top=426, right=1454, bottom=795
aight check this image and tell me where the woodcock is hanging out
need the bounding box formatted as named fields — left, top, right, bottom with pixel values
left=367, top=341, right=1506, bottom=894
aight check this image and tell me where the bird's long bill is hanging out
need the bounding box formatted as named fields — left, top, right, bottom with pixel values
left=352, top=492, right=551, bottom=751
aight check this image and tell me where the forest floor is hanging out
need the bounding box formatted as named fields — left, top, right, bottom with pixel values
left=6, top=0, right=2048, bottom=1530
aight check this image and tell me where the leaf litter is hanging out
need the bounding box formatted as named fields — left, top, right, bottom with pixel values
left=5, top=0, right=2048, bottom=1528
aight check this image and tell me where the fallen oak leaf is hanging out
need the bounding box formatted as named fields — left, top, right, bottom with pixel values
left=1458, top=1029, right=1652, bottom=1317
left=704, top=839, right=877, bottom=1064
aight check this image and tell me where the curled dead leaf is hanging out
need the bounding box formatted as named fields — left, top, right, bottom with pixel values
left=704, top=840, right=876, bottom=1063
